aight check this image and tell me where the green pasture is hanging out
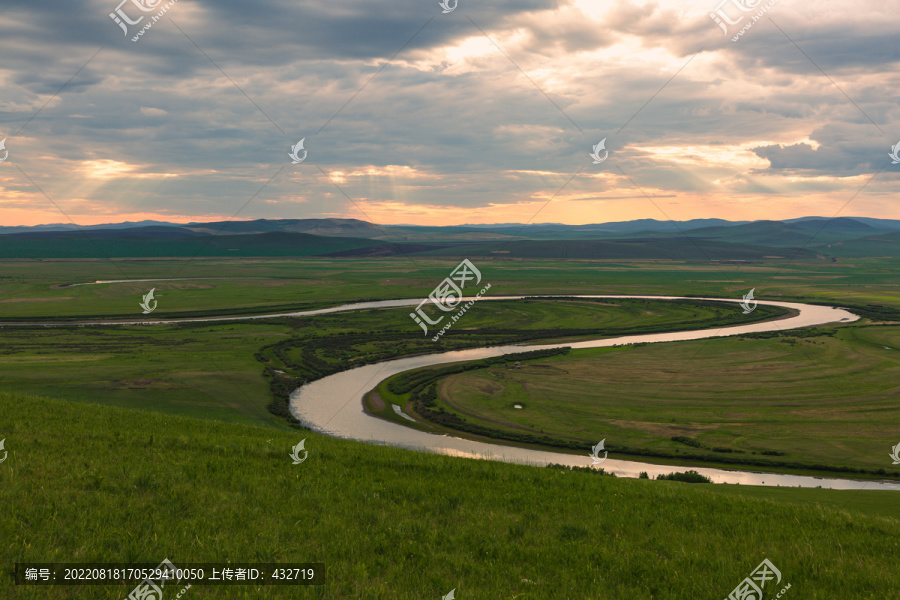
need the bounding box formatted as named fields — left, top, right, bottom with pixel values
left=0, top=323, right=288, bottom=426
left=1, top=392, right=898, bottom=600
left=1, top=257, right=899, bottom=598
left=0, top=299, right=778, bottom=426
left=422, top=325, right=900, bottom=476
left=0, top=256, right=898, bottom=319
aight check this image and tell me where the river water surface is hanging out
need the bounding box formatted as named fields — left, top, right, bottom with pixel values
left=6, top=289, right=894, bottom=490
left=287, top=295, right=900, bottom=491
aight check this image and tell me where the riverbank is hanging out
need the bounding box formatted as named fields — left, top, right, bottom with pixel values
left=289, top=296, right=900, bottom=490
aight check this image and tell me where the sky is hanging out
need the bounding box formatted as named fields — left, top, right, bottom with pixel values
left=0, top=0, right=898, bottom=227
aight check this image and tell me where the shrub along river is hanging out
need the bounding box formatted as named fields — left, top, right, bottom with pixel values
left=287, top=295, right=900, bottom=491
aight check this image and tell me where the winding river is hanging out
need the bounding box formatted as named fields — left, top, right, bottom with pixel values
left=4, top=288, right=897, bottom=490
left=287, top=295, right=900, bottom=492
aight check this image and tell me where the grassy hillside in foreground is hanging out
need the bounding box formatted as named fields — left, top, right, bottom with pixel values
left=1, top=392, right=899, bottom=599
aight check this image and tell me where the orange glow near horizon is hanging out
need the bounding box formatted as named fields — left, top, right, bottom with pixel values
left=2, top=188, right=898, bottom=228
left=1, top=0, right=898, bottom=228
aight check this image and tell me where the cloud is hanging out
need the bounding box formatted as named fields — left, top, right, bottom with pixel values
left=0, top=0, right=897, bottom=226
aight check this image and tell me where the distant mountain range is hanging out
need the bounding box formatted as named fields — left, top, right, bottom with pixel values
left=0, top=216, right=897, bottom=260
left=3, top=216, right=899, bottom=236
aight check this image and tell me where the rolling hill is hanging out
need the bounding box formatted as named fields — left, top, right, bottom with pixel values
left=814, top=230, right=900, bottom=257
left=0, top=228, right=379, bottom=259
left=649, top=217, right=891, bottom=247
left=0, top=216, right=895, bottom=259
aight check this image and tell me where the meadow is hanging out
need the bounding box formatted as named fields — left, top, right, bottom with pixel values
left=1, top=391, right=898, bottom=599
left=0, top=298, right=781, bottom=426
left=0, top=255, right=898, bottom=319
left=382, top=324, right=900, bottom=477
left=1, top=256, right=899, bottom=598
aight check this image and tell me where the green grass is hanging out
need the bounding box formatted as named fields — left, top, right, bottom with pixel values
left=424, top=237, right=818, bottom=260
left=1, top=391, right=899, bottom=599
left=2, top=256, right=899, bottom=598
left=418, top=325, right=900, bottom=476
left=0, top=299, right=780, bottom=425
left=0, top=323, right=290, bottom=426
left=704, top=484, right=900, bottom=521
left=0, top=255, right=898, bottom=319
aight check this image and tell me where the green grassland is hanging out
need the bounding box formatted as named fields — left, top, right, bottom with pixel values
left=2, top=391, right=899, bottom=600
left=0, top=299, right=780, bottom=426
left=0, top=323, right=289, bottom=426
left=396, top=324, right=900, bottom=477
left=0, top=255, right=898, bottom=320
left=423, top=237, right=817, bottom=261
left=2, top=256, right=900, bottom=598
